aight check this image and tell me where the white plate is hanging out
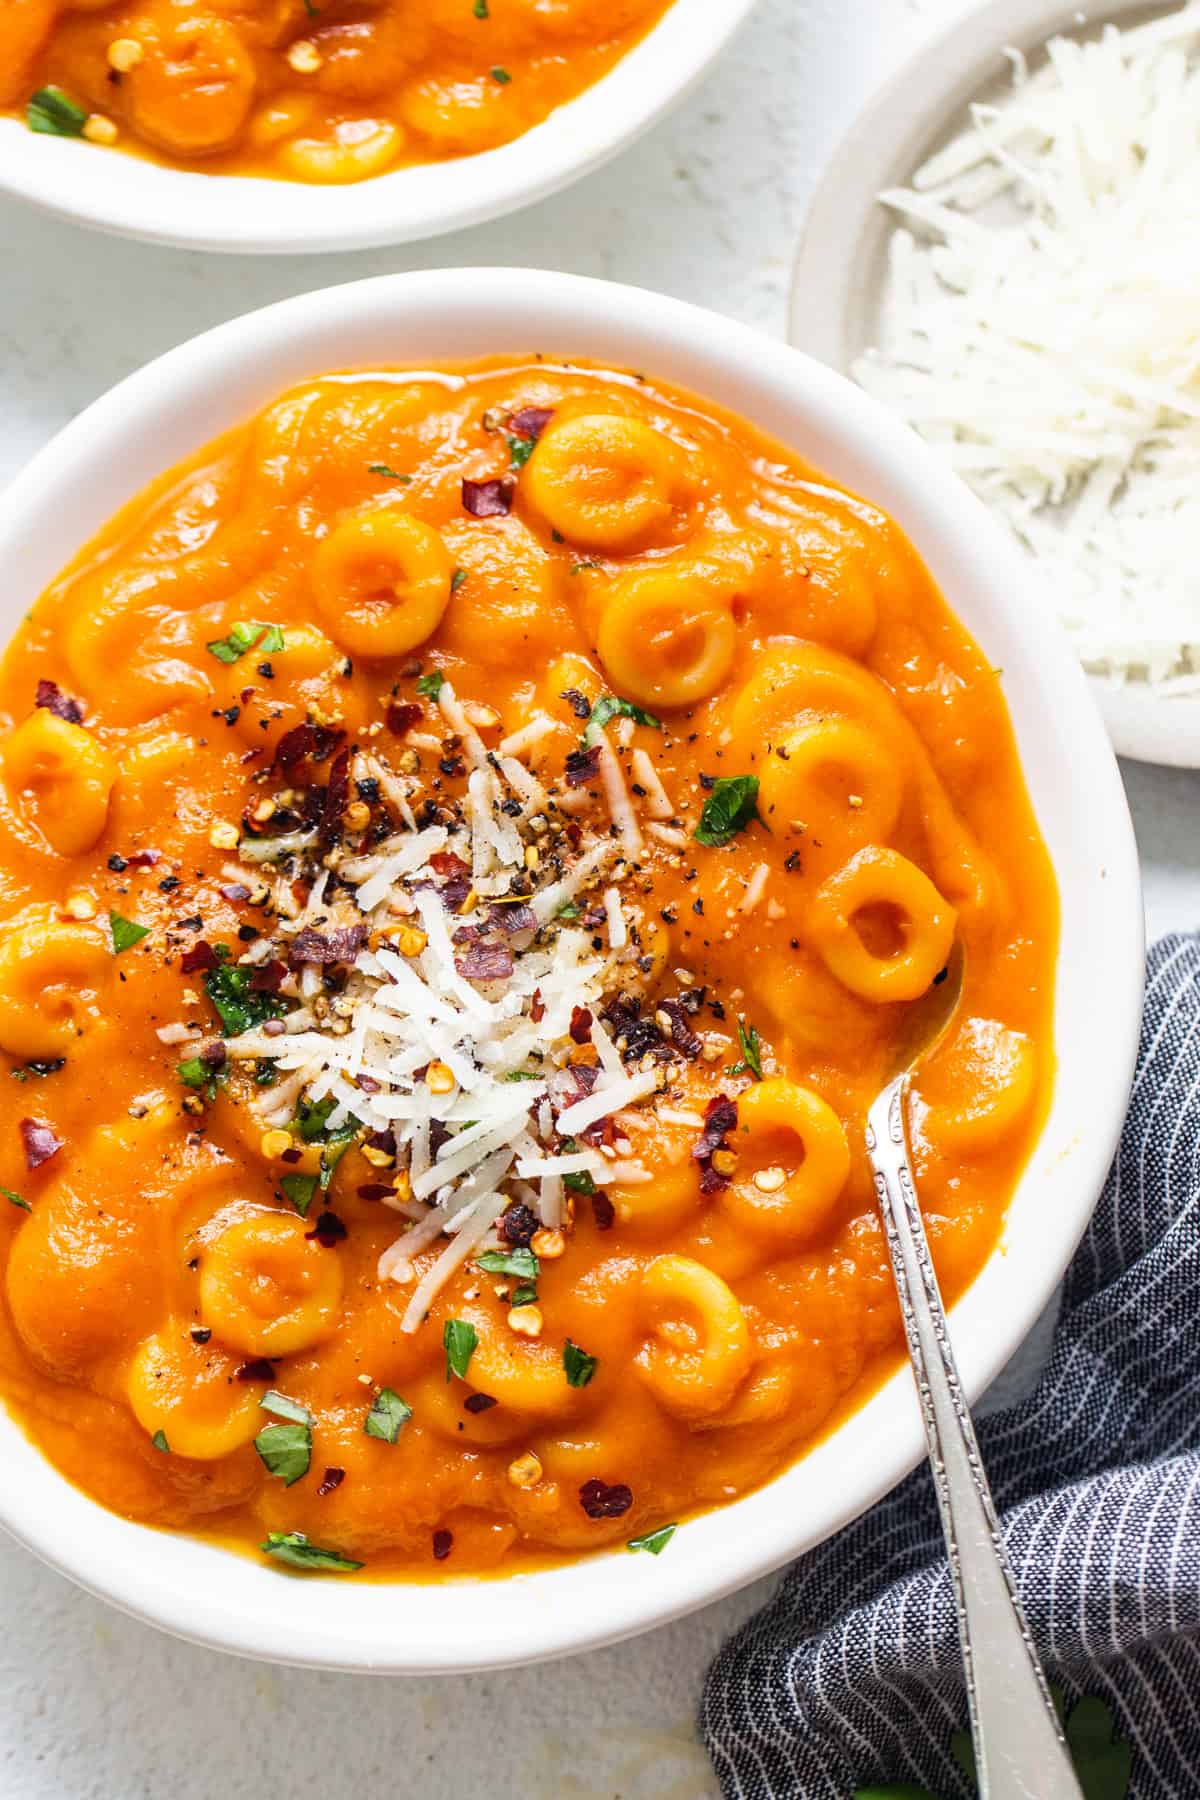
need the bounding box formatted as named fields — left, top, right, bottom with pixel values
left=788, top=0, right=1200, bottom=768
left=0, top=0, right=757, bottom=254
left=0, top=268, right=1141, bottom=1672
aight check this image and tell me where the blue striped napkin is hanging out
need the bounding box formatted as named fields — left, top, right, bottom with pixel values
left=702, top=934, right=1200, bottom=1799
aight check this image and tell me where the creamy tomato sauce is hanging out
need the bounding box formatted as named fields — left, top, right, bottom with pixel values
left=2, top=0, right=672, bottom=182
left=0, top=359, right=1057, bottom=1577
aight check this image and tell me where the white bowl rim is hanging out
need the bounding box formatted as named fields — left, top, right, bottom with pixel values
left=0, top=0, right=758, bottom=254
left=0, top=268, right=1144, bottom=1674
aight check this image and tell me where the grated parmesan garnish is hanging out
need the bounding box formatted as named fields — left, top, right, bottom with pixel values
left=206, top=676, right=747, bottom=1332
left=856, top=3, right=1200, bottom=687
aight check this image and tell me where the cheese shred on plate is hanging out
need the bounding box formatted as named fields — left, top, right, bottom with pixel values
left=856, top=4, right=1200, bottom=688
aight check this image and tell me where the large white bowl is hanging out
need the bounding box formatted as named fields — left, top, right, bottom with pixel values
left=0, top=269, right=1143, bottom=1673
left=0, top=0, right=756, bottom=254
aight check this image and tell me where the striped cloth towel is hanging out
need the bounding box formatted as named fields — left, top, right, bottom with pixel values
left=702, top=933, right=1200, bottom=1799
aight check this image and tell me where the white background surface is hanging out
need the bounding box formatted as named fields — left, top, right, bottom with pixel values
left=0, top=1, right=1196, bottom=1794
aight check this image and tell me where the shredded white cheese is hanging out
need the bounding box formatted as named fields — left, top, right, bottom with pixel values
left=856, top=4, right=1200, bottom=686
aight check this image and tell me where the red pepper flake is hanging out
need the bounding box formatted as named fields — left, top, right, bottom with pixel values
left=693, top=1093, right=738, bottom=1193
left=235, top=1358, right=276, bottom=1383
left=657, top=996, right=702, bottom=1061
left=385, top=700, right=423, bottom=737
left=199, top=1040, right=226, bottom=1072
left=579, top=1479, right=633, bottom=1520
left=248, top=958, right=287, bottom=992
left=454, top=943, right=514, bottom=982
left=356, top=1183, right=396, bottom=1202
left=280, top=1147, right=303, bottom=1165
left=318, top=745, right=352, bottom=849
left=34, top=678, right=84, bottom=724
left=180, top=941, right=219, bottom=975
left=508, top=405, right=554, bottom=441
left=219, top=883, right=251, bottom=904
left=560, top=687, right=591, bottom=721
left=489, top=902, right=538, bottom=935
left=461, top=476, right=514, bottom=518
left=432, top=1528, right=454, bottom=1561
left=565, top=745, right=602, bottom=788
left=305, top=1210, right=348, bottom=1248
left=569, top=1005, right=594, bottom=1045
left=464, top=1393, right=498, bottom=1414
left=273, top=721, right=345, bottom=773
left=288, top=926, right=365, bottom=968
left=591, top=1192, right=616, bottom=1231
left=530, top=987, right=545, bottom=1024
left=499, top=1201, right=538, bottom=1247
left=316, top=1467, right=346, bottom=1497
left=125, top=848, right=162, bottom=869
left=19, top=1118, right=62, bottom=1171
left=430, top=850, right=470, bottom=880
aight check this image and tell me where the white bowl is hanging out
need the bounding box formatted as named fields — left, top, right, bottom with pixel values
left=0, top=0, right=756, bottom=254
left=788, top=0, right=1200, bottom=767
left=0, top=269, right=1143, bottom=1673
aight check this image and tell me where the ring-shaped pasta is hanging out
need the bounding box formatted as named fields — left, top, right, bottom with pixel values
left=452, top=1304, right=580, bottom=1420
left=311, top=508, right=454, bottom=658
left=914, top=1018, right=1038, bottom=1153
left=199, top=1212, right=343, bottom=1357
left=437, top=516, right=571, bottom=670
left=721, top=1080, right=850, bottom=1244
left=810, top=846, right=957, bottom=1003
left=596, top=572, right=736, bottom=709
left=758, top=715, right=903, bottom=851
left=523, top=413, right=685, bottom=551
left=0, top=907, right=111, bottom=1060
left=126, top=17, right=258, bottom=156
left=407, top=1370, right=528, bottom=1448
left=126, top=1326, right=263, bottom=1460
left=635, top=1254, right=751, bottom=1420
left=279, top=119, right=405, bottom=183
left=729, top=640, right=906, bottom=759
left=610, top=1153, right=701, bottom=1234
left=2, top=710, right=116, bottom=856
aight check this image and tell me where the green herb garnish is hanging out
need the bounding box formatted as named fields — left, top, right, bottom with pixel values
left=203, top=961, right=287, bottom=1037
left=364, top=1387, right=412, bottom=1444
left=450, top=567, right=468, bottom=594
left=27, top=87, right=87, bottom=137
left=367, top=463, right=410, bottom=481
left=443, top=1318, right=478, bottom=1382
left=416, top=671, right=445, bottom=699
left=151, top=1429, right=170, bottom=1454
left=109, top=911, right=149, bottom=955
left=506, top=434, right=536, bottom=469
left=694, top=774, right=760, bottom=847
left=3, top=1187, right=31, bottom=1212
left=584, top=694, right=662, bottom=746
left=206, top=622, right=284, bottom=664
left=509, top=1282, right=538, bottom=1306
left=176, top=1056, right=225, bottom=1104
left=491, top=65, right=512, bottom=83
left=473, top=0, right=489, bottom=15
left=727, top=1016, right=763, bottom=1081
left=260, top=1531, right=362, bottom=1573
left=559, top=1141, right=596, bottom=1196
left=563, top=1339, right=598, bottom=1388
left=280, top=1172, right=318, bottom=1217
left=477, top=1247, right=539, bottom=1281
left=259, top=1390, right=314, bottom=1426
left=556, top=901, right=582, bottom=921
left=255, top=1422, right=312, bottom=1486
left=570, top=560, right=602, bottom=575
left=628, top=1524, right=676, bottom=1555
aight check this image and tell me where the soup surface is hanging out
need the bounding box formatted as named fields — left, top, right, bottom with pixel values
left=2, top=0, right=671, bottom=182
left=0, top=358, right=1057, bottom=1578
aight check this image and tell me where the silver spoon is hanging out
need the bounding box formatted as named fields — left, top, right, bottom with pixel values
left=865, top=942, right=1082, bottom=1800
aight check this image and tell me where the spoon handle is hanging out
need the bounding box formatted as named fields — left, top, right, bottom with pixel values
left=866, top=1079, right=1082, bottom=1800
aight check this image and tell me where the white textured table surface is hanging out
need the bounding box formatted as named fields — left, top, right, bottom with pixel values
left=1, top=2, right=1197, bottom=1796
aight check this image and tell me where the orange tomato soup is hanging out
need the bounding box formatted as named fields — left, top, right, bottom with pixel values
left=0, top=359, right=1057, bottom=1578
left=2, top=0, right=672, bottom=182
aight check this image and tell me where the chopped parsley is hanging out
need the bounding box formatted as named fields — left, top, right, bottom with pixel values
left=203, top=960, right=287, bottom=1037
left=628, top=1524, right=676, bottom=1555
left=280, top=1172, right=318, bottom=1217
left=491, top=65, right=512, bottom=83
left=556, top=901, right=582, bottom=921
left=584, top=694, right=662, bottom=746
left=559, top=1139, right=596, bottom=1195
left=109, top=911, right=149, bottom=955
left=477, top=1246, right=539, bottom=1281
left=443, top=1317, right=478, bottom=1382
left=694, top=774, right=760, bottom=847
left=506, top=433, right=537, bottom=469
left=151, top=1430, right=170, bottom=1454
left=27, top=86, right=87, bottom=137
left=450, top=567, right=468, bottom=594
left=205, top=622, right=284, bottom=665
left=255, top=1422, right=312, bottom=1486
left=563, top=1339, right=598, bottom=1388
left=176, top=1056, right=225, bottom=1103
left=367, top=464, right=410, bottom=481
left=728, top=1016, right=763, bottom=1081
left=509, top=1282, right=538, bottom=1307
left=260, top=1531, right=362, bottom=1573
left=259, top=1390, right=314, bottom=1426
left=416, top=670, right=445, bottom=699
left=292, top=1095, right=351, bottom=1143
left=3, top=1187, right=31, bottom=1212
left=364, top=1387, right=412, bottom=1443
left=473, top=0, right=489, bottom=14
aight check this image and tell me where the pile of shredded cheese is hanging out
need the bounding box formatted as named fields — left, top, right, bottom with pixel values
left=855, top=4, right=1200, bottom=688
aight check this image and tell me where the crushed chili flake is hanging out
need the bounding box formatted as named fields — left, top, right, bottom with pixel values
left=356, top=1183, right=396, bottom=1202
left=385, top=700, right=423, bottom=737
left=461, top=476, right=513, bottom=518
left=569, top=1005, right=594, bottom=1045
left=318, top=745, right=352, bottom=849
left=288, top=926, right=366, bottom=967
left=454, top=943, right=514, bottom=982
left=316, top=1467, right=345, bottom=1497
left=579, top=1479, right=633, bottom=1520
left=530, top=987, right=545, bottom=1024
left=179, top=941, right=219, bottom=975
left=34, top=678, right=84, bottom=724
left=432, top=1528, right=454, bottom=1561
left=508, top=405, right=554, bottom=440
left=565, top=745, right=601, bottom=788
left=499, top=1201, right=538, bottom=1247
left=273, top=720, right=345, bottom=772
left=464, top=1393, right=498, bottom=1414
left=694, top=1093, right=739, bottom=1193
left=248, top=958, right=287, bottom=993
left=430, top=850, right=470, bottom=880
left=219, top=883, right=251, bottom=903
left=561, top=687, right=591, bottom=721
left=235, top=1358, right=276, bottom=1383
left=591, top=1192, right=616, bottom=1231
left=125, top=849, right=161, bottom=869
left=199, top=1040, right=227, bottom=1072
left=305, top=1210, right=348, bottom=1247
left=19, top=1118, right=62, bottom=1171
left=657, top=996, right=702, bottom=1060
